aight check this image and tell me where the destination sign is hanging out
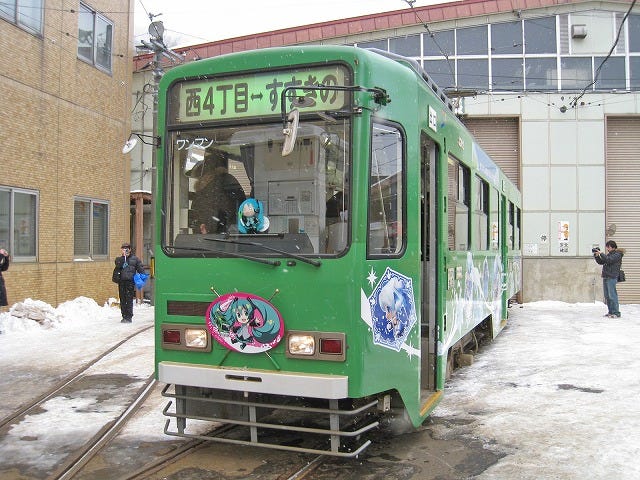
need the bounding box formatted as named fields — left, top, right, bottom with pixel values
left=175, top=65, right=350, bottom=123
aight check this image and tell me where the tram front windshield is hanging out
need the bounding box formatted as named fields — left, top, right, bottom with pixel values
left=163, top=119, right=350, bottom=257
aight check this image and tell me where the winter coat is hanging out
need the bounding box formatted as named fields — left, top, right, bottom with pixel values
left=0, top=252, right=9, bottom=307
left=112, top=254, right=144, bottom=284
left=189, top=168, right=245, bottom=233
left=594, top=248, right=624, bottom=279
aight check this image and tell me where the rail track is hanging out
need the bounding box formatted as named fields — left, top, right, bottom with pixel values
left=0, top=325, right=155, bottom=480
left=0, top=325, right=153, bottom=432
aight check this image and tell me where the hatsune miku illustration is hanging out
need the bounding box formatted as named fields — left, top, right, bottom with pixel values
left=206, top=293, right=283, bottom=353
left=368, top=268, right=417, bottom=352
left=238, top=198, right=270, bottom=234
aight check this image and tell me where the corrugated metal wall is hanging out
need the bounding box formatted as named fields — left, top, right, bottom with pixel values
left=605, top=117, right=640, bottom=303
left=461, top=117, right=520, bottom=188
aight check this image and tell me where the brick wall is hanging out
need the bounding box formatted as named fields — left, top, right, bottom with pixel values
left=0, top=0, right=136, bottom=307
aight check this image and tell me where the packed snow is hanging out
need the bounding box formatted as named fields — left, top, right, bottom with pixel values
left=1, top=298, right=639, bottom=478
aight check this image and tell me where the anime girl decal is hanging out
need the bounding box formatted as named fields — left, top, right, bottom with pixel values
left=367, top=268, right=417, bottom=352
left=206, top=293, right=283, bottom=353
left=237, top=198, right=269, bottom=234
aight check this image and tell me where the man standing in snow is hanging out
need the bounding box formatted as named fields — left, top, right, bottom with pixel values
left=593, top=240, right=624, bottom=318
left=0, top=248, right=9, bottom=311
left=112, top=243, right=145, bottom=323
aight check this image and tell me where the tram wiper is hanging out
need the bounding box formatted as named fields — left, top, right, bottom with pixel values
left=204, top=237, right=322, bottom=267
left=166, top=245, right=281, bottom=267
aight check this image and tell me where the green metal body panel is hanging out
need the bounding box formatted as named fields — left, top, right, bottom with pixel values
left=153, top=45, right=522, bottom=428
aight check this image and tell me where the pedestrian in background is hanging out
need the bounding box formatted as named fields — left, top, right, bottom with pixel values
left=0, top=248, right=9, bottom=311
left=593, top=240, right=624, bottom=318
left=112, top=243, right=145, bottom=323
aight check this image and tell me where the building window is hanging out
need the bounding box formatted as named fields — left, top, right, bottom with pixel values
left=0, top=187, right=38, bottom=260
left=631, top=57, right=640, bottom=89
left=526, top=57, right=558, bottom=90
left=389, top=34, right=421, bottom=57
left=457, top=25, right=488, bottom=56
left=629, top=14, right=640, bottom=52
left=492, top=58, right=524, bottom=90
left=458, top=59, right=488, bottom=90
left=368, top=123, right=404, bottom=257
left=357, top=39, right=388, bottom=51
left=424, top=59, right=455, bottom=89
left=424, top=29, right=455, bottom=57
left=524, top=17, right=557, bottom=54
left=77, top=3, right=113, bottom=73
left=491, top=21, right=523, bottom=55
left=0, top=0, right=43, bottom=35
left=594, top=56, right=625, bottom=90
left=560, top=57, right=592, bottom=90
left=74, top=198, right=109, bottom=258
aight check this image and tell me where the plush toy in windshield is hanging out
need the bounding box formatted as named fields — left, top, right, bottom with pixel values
left=238, top=198, right=270, bottom=234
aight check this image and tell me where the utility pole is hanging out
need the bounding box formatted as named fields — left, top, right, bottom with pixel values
left=134, top=18, right=183, bottom=304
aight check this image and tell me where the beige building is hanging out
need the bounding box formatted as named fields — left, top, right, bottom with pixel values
left=0, top=0, right=135, bottom=307
left=133, top=0, right=639, bottom=304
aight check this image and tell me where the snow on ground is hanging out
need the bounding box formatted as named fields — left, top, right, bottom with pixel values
left=432, top=301, right=640, bottom=479
left=1, top=298, right=639, bottom=478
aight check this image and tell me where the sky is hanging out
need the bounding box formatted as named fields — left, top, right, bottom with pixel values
left=1, top=297, right=639, bottom=477
left=133, top=0, right=455, bottom=47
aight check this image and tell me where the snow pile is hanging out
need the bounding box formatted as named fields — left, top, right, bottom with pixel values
left=0, top=297, right=123, bottom=333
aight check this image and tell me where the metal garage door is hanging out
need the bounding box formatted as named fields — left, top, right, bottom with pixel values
left=461, top=117, right=520, bottom=188
left=605, top=117, right=640, bottom=303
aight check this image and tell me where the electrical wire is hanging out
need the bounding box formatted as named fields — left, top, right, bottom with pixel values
left=570, top=0, right=638, bottom=108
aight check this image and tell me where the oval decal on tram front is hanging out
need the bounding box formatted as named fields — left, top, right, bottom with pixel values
left=206, top=293, right=284, bottom=353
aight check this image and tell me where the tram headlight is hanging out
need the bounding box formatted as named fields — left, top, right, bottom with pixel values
left=185, top=328, right=208, bottom=348
left=161, top=323, right=212, bottom=352
left=286, top=331, right=346, bottom=361
left=288, top=334, right=315, bottom=355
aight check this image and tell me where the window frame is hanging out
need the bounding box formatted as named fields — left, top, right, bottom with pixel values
left=0, top=186, right=39, bottom=262
left=0, top=0, right=43, bottom=35
left=447, top=156, right=471, bottom=251
left=77, top=2, right=114, bottom=74
left=367, top=121, right=407, bottom=259
left=73, top=197, right=110, bottom=260
left=473, top=175, right=490, bottom=251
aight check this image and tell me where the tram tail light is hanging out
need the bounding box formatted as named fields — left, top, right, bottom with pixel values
left=286, top=331, right=346, bottom=361
left=320, top=338, right=343, bottom=355
left=163, top=329, right=181, bottom=344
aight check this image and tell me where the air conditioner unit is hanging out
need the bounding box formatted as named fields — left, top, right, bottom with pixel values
left=571, top=24, right=587, bottom=39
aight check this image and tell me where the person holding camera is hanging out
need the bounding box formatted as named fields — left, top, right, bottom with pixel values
left=112, top=243, right=145, bottom=323
left=0, top=248, right=9, bottom=311
left=593, top=240, right=624, bottom=318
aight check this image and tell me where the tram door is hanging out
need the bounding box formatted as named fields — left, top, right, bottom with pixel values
left=420, top=132, right=437, bottom=391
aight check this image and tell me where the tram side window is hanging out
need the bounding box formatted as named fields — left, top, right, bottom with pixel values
left=447, top=158, right=470, bottom=251
left=473, top=175, right=489, bottom=250
left=368, top=123, right=404, bottom=256
left=490, top=187, right=500, bottom=250
left=514, top=207, right=521, bottom=250
left=508, top=201, right=515, bottom=249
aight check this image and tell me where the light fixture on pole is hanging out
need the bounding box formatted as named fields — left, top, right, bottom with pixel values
left=122, top=133, right=161, bottom=154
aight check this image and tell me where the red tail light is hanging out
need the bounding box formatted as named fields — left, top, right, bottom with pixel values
left=320, top=338, right=343, bottom=355
left=163, top=329, right=181, bottom=344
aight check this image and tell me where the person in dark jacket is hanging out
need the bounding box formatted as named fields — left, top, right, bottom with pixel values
left=593, top=240, right=624, bottom=318
left=0, top=248, right=9, bottom=310
left=189, top=152, right=245, bottom=234
left=113, top=243, right=145, bottom=323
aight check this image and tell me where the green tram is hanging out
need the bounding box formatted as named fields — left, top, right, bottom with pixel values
left=154, top=45, right=522, bottom=457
